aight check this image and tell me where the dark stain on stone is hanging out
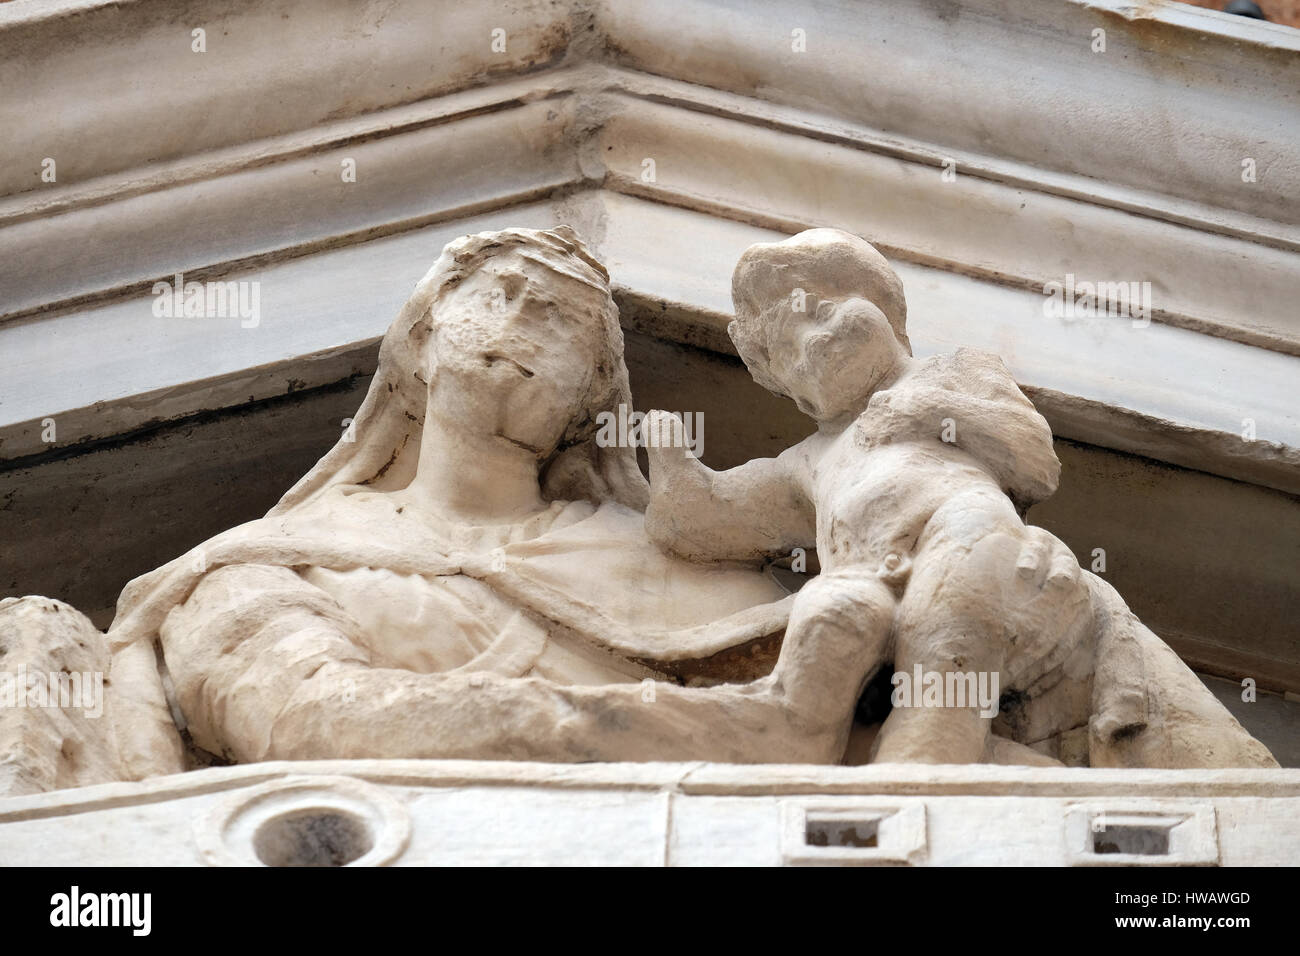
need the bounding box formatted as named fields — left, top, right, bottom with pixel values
left=926, top=0, right=962, bottom=25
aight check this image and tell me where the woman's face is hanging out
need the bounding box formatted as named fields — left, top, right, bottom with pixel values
left=425, top=254, right=612, bottom=456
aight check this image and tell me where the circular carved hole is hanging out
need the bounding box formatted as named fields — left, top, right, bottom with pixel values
left=252, top=809, right=374, bottom=867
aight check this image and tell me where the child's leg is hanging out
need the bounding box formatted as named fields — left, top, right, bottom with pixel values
left=872, top=529, right=1014, bottom=763
left=874, top=496, right=1091, bottom=764
left=767, top=571, right=897, bottom=753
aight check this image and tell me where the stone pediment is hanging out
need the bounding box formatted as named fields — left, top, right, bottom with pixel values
left=1, top=0, right=1297, bottom=869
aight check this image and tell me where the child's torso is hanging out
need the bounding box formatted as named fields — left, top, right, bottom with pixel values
left=800, top=425, right=1004, bottom=572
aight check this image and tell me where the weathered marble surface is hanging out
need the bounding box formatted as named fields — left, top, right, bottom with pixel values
left=0, top=227, right=1277, bottom=798
left=646, top=229, right=1277, bottom=770
left=0, top=596, right=124, bottom=795
left=2, top=760, right=1297, bottom=867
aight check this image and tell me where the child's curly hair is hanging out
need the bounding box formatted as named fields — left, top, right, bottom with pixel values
left=729, top=229, right=911, bottom=395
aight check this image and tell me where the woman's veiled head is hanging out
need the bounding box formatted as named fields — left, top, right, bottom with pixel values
left=421, top=230, right=623, bottom=458
left=270, top=227, right=649, bottom=516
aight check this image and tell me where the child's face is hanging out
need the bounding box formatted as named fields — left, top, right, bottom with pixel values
left=756, top=283, right=906, bottom=423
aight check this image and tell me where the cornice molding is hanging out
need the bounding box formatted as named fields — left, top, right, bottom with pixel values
left=1, top=0, right=1296, bottom=494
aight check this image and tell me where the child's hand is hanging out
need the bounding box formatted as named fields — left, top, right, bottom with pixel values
left=642, top=411, right=811, bottom=562
left=643, top=410, right=713, bottom=551
left=644, top=409, right=708, bottom=487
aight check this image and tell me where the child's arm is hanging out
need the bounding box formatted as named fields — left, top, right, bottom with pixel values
left=642, top=410, right=815, bottom=563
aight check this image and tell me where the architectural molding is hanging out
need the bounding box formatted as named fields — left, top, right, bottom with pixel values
left=4, top=192, right=1297, bottom=496
left=1, top=0, right=1296, bottom=870
left=2, top=1, right=1297, bottom=493
left=2, top=760, right=1297, bottom=865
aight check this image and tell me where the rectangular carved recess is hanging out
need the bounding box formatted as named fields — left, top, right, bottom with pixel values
left=782, top=801, right=926, bottom=865
left=805, top=814, right=880, bottom=849
left=1066, top=804, right=1219, bottom=867
left=1092, top=823, right=1171, bottom=857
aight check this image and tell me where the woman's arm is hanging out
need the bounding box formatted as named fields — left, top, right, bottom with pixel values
left=160, top=563, right=372, bottom=762
left=160, top=562, right=816, bottom=764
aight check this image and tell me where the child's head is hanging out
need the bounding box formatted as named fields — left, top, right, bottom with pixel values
left=730, top=229, right=911, bottom=422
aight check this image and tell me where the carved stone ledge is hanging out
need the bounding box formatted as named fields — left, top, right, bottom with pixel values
left=2, top=760, right=1296, bottom=866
